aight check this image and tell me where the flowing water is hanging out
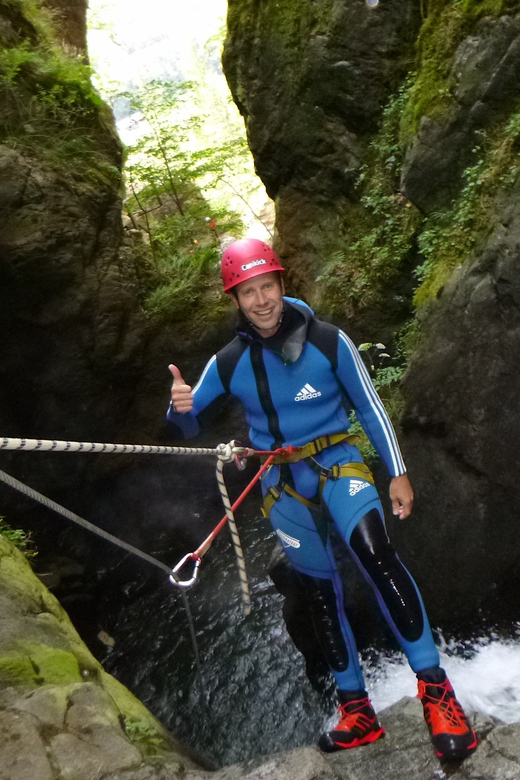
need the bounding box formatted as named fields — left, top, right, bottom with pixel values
left=98, top=509, right=520, bottom=769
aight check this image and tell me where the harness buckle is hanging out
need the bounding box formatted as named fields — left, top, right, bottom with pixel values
left=330, top=464, right=341, bottom=480
left=268, top=485, right=283, bottom=501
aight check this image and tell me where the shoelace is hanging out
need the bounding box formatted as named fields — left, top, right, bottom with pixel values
left=337, top=700, right=375, bottom=733
left=418, top=681, right=469, bottom=733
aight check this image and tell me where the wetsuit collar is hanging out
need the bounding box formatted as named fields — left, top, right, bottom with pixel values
left=237, top=300, right=312, bottom=365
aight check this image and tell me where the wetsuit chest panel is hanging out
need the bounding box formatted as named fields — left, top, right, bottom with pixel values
left=228, top=341, right=351, bottom=449
left=227, top=348, right=281, bottom=449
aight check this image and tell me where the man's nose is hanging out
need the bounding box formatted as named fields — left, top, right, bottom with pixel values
left=255, top=290, right=268, bottom=306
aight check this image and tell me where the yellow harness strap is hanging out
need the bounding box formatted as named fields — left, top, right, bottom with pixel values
left=262, top=461, right=375, bottom=517
left=264, top=432, right=360, bottom=465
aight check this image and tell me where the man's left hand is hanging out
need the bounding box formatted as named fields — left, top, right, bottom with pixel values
left=390, top=474, right=414, bottom=519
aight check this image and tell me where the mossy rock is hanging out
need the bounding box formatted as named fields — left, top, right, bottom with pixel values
left=0, top=534, right=195, bottom=764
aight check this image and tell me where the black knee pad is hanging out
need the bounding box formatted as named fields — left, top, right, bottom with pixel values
left=297, top=572, right=350, bottom=672
left=350, top=509, right=424, bottom=642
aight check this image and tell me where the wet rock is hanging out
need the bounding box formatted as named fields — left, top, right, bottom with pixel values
left=223, top=0, right=421, bottom=297
left=0, top=517, right=518, bottom=780
left=401, top=14, right=520, bottom=213
left=396, top=179, right=520, bottom=623
left=0, top=534, right=201, bottom=780
left=189, top=698, right=518, bottom=780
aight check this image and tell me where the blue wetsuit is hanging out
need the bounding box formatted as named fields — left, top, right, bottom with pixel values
left=168, top=299, right=440, bottom=691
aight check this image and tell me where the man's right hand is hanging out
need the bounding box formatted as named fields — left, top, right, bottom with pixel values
left=169, top=364, right=194, bottom=413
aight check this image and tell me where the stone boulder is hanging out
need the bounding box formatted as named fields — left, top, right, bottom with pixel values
left=0, top=533, right=200, bottom=780
left=222, top=0, right=421, bottom=296
left=198, top=698, right=517, bottom=780
left=401, top=14, right=520, bottom=213
left=396, top=178, right=520, bottom=623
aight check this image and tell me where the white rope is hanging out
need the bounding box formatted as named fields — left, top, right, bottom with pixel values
left=0, top=435, right=255, bottom=616
left=215, top=454, right=251, bottom=617
left=0, top=436, right=233, bottom=457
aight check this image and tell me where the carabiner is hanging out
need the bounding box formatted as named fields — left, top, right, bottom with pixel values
left=169, top=553, right=202, bottom=588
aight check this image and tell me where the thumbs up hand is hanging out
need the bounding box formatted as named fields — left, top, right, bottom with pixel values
left=168, top=364, right=194, bottom=413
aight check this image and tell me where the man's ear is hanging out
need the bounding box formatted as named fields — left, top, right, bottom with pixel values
left=230, top=292, right=240, bottom=309
left=281, top=277, right=286, bottom=295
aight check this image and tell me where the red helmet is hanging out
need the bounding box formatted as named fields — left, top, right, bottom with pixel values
left=221, top=239, right=284, bottom=292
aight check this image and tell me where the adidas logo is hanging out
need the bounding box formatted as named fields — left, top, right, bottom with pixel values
left=349, top=479, right=370, bottom=497
left=295, top=383, right=322, bottom=402
left=276, top=529, right=301, bottom=549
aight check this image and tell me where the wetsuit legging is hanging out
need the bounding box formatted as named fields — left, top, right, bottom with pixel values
left=262, top=443, right=440, bottom=691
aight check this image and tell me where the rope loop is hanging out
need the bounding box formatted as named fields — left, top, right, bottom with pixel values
left=215, top=442, right=235, bottom=463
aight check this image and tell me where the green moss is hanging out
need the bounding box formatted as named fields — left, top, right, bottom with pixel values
left=0, top=654, right=36, bottom=686
left=265, top=0, right=336, bottom=48
left=101, top=670, right=187, bottom=760
left=226, top=0, right=336, bottom=73
left=0, top=645, right=83, bottom=687
left=400, top=0, right=520, bottom=140
left=414, top=105, right=520, bottom=306
left=317, top=0, right=520, bottom=325
left=316, top=77, right=423, bottom=320
left=0, top=0, right=121, bottom=188
left=27, top=644, right=84, bottom=684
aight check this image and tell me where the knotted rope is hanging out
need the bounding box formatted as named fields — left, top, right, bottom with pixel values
left=0, top=436, right=231, bottom=456
left=0, top=435, right=287, bottom=614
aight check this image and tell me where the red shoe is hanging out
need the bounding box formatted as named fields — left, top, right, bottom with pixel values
left=318, top=696, right=385, bottom=752
left=418, top=677, right=478, bottom=761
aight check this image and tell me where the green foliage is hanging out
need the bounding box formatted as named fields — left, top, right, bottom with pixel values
left=123, top=717, right=168, bottom=761
left=317, top=0, right=520, bottom=324
left=414, top=107, right=520, bottom=305
left=0, top=516, right=37, bottom=559
left=121, top=79, right=246, bottom=323
left=0, top=1, right=120, bottom=187
left=143, top=243, right=223, bottom=323
left=349, top=343, right=405, bottom=464
left=317, top=77, right=422, bottom=318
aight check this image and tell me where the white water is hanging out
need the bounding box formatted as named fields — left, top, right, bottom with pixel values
left=367, top=630, right=520, bottom=724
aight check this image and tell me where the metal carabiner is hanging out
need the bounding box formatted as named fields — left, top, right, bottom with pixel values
left=169, top=553, right=202, bottom=588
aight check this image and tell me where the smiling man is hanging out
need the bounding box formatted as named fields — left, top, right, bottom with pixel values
left=230, top=271, right=285, bottom=336
left=167, top=238, right=477, bottom=761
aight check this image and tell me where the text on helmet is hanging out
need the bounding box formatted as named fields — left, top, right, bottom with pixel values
left=241, top=259, right=267, bottom=271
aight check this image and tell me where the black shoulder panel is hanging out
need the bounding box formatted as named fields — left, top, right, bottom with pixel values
left=307, top=319, right=339, bottom=371
left=216, top=336, right=248, bottom=394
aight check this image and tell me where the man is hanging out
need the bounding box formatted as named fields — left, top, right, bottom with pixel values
left=167, top=238, right=477, bottom=761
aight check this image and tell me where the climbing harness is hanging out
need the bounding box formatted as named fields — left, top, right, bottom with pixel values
left=0, top=433, right=372, bottom=599
left=260, top=432, right=359, bottom=465
left=259, top=432, right=375, bottom=517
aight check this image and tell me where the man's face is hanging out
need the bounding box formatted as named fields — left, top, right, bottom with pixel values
left=233, top=272, right=285, bottom=337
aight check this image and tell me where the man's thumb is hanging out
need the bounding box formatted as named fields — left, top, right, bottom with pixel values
left=168, top=364, right=184, bottom=384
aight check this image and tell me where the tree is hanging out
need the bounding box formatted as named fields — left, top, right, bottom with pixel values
left=120, top=79, right=245, bottom=322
